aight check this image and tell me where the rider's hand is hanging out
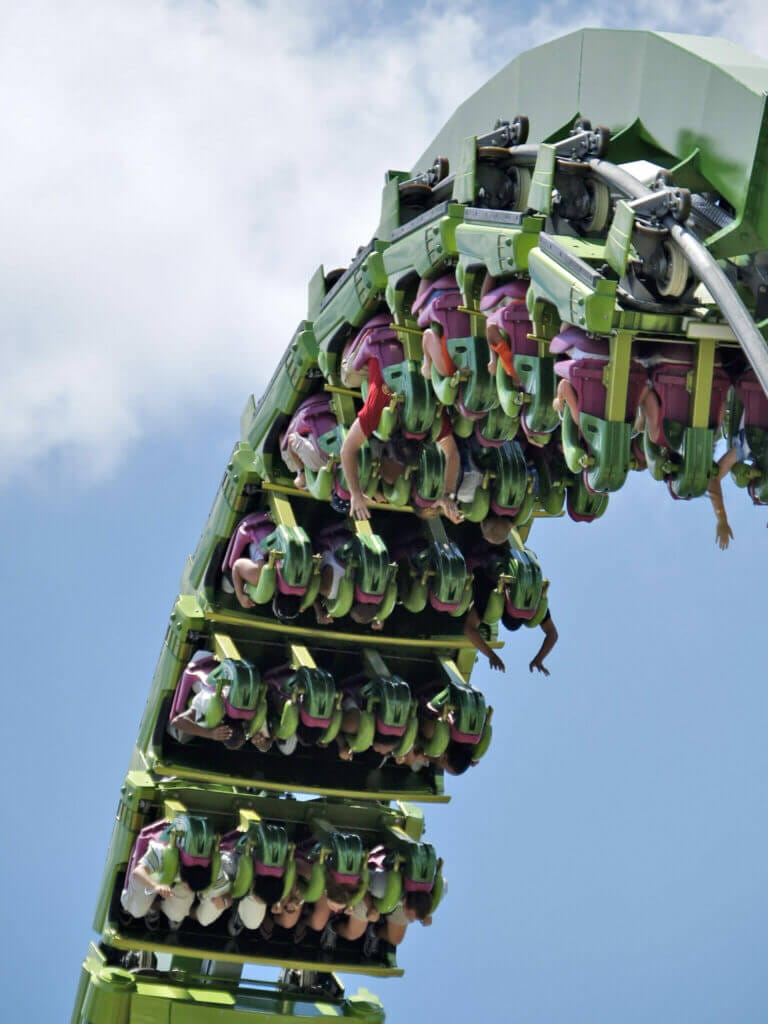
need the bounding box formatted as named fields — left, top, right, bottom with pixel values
left=349, top=489, right=370, bottom=521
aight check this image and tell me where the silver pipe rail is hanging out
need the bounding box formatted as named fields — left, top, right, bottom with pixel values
left=588, top=158, right=768, bottom=397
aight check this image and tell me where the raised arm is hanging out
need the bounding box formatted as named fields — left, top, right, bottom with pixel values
left=132, top=860, right=173, bottom=900
left=340, top=419, right=371, bottom=520
left=436, top=431, right=463, bottom=523
left=529, top=612, right=558, bottom=676
left=707, top=445, right=738, bottom=550
left=464, top=607, right=505, bottom=672
left=170, top=708, right=233, bottom=742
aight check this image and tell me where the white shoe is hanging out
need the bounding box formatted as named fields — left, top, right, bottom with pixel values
left=277, top=733, right=299, bottom=756
left=457, top=468, right=483, bottom=503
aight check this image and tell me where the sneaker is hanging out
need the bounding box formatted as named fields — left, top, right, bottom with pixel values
left=226, top=908, right=244, bottom=937
left=330, top=491, right=351, bottom=516
left=457, top=467, right=483, bottom=503
left=277, top=733, right=299, bottom=757
left=319, top=923, right=337, bottom=953
left=362, top=923, right=379, bottom=959
left=144, top=907, right=161, bottom=931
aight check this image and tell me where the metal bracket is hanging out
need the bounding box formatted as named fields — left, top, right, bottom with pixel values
left=212, top=632, right=241, bottom=662
left=476, top=115, right=530, bottom=149
left=363, top=649, right=392, bottom=679
left=552, top=120, right=610, bottom=162
left=400, top=156, right=449, bottom=191
left=289, top=644, right=316, bottom=670
left=626, top=185, right=691, bottom=224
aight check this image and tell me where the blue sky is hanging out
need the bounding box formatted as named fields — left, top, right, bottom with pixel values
left=2, top=4, right=767, bottom=1023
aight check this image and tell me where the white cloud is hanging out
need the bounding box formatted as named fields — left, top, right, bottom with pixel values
left=0, top=1, right=499, bottom=484
left=2, top=1, right=766, bottom=486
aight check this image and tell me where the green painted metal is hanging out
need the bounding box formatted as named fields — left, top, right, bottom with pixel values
left=133, top=597, right=453, bottom=804
left=71, top=945, right=386, bottom=1024
left=312, top=244, right=390, bottom=375
left=384, top=203, right=464, bottom=295
left=527, top=236, right=617, bottom=335
left=604, top=331, right=634, bottom=424
left=242, top=324, right=320, bottom=455
left=510, top=348, right=559, bottom=443
left=605, top=200, right=638, bottom=278
left=561, top=409, right=633, bottom=493
left=414, top=29, right=768, bottom=258
left=183, top=443, right=262, bottom=596
left=455, top=210, right=543, bottom=295
left=93, top=776, right=434, bottom=976
left=474, top=440, right=529, bottom=516
left=644, top=425, right=718, bottom=499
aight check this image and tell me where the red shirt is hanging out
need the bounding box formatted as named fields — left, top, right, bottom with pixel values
left=357, top=360, right=452, bottom=441
left=357, top=359, right=392, bottom=438
left=436, top=408, right=451, bottom=441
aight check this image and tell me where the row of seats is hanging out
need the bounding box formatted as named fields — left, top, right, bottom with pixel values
left=167, top=651, right=492, bottom=774
left=314, top=291, right=768, bottom=504
left=219, top=510, right=549, bottom=629
left=278, top=389, right=608, bottom=523
left=120, top=813, right=444, bottom=961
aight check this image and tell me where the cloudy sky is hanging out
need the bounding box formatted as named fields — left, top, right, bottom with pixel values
left=2, top=4, right=767, bottom=1023
left=3, top=0, right=768, bottom=485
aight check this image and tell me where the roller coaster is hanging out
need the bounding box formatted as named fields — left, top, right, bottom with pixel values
left=71, top=28, right=768, bottom=1023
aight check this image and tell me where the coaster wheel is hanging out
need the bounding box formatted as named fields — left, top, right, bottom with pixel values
left=583, top=178, right=611, bottom=232
left=511, top=114, right=529, bottom=145
left=657, top=240, right=689, bottom=297
left=512, top=166, right=532, bottom=210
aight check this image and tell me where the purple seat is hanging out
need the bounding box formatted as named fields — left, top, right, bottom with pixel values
left=124, top=820, right=170, bottom=884
left=221, top=512, right=307, bottom=597
left=643, top=344, right=730, bottom=443
left=480, top=280, right=529, bottom=310
left=279, top=394, right=337, bottom=469
left=283, top=393, right=337, bottom=438
left=413, top=273, right=471, bottom=340
left=280, top=394, right=362, bottom=502
left=222, top=512, right=274, bottom=571
left=169, top=652, right=218, bottom=722
left=555, top=360, right=648, bottom=420
left=481, top=280, right=535, bottom=357
left=414, top=272, right=494, bottom=421
left=170, top=652, right=259, bottom=725
left=549, top=326, right=611, bottom=360
left=316, top=524, right=352, bottom=554
left=264, top=665, right=297, bottom=688
left=316, top=523, right=360, bottom=591
left=552, top=327, right=646, bottom=421
left=219, top=829, right=240, bottom=854
left=342, top=314, right=404, bottom=376
left=317, top=525, right=368, bottom=605
left=737, top=369, right=768, bottom=430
